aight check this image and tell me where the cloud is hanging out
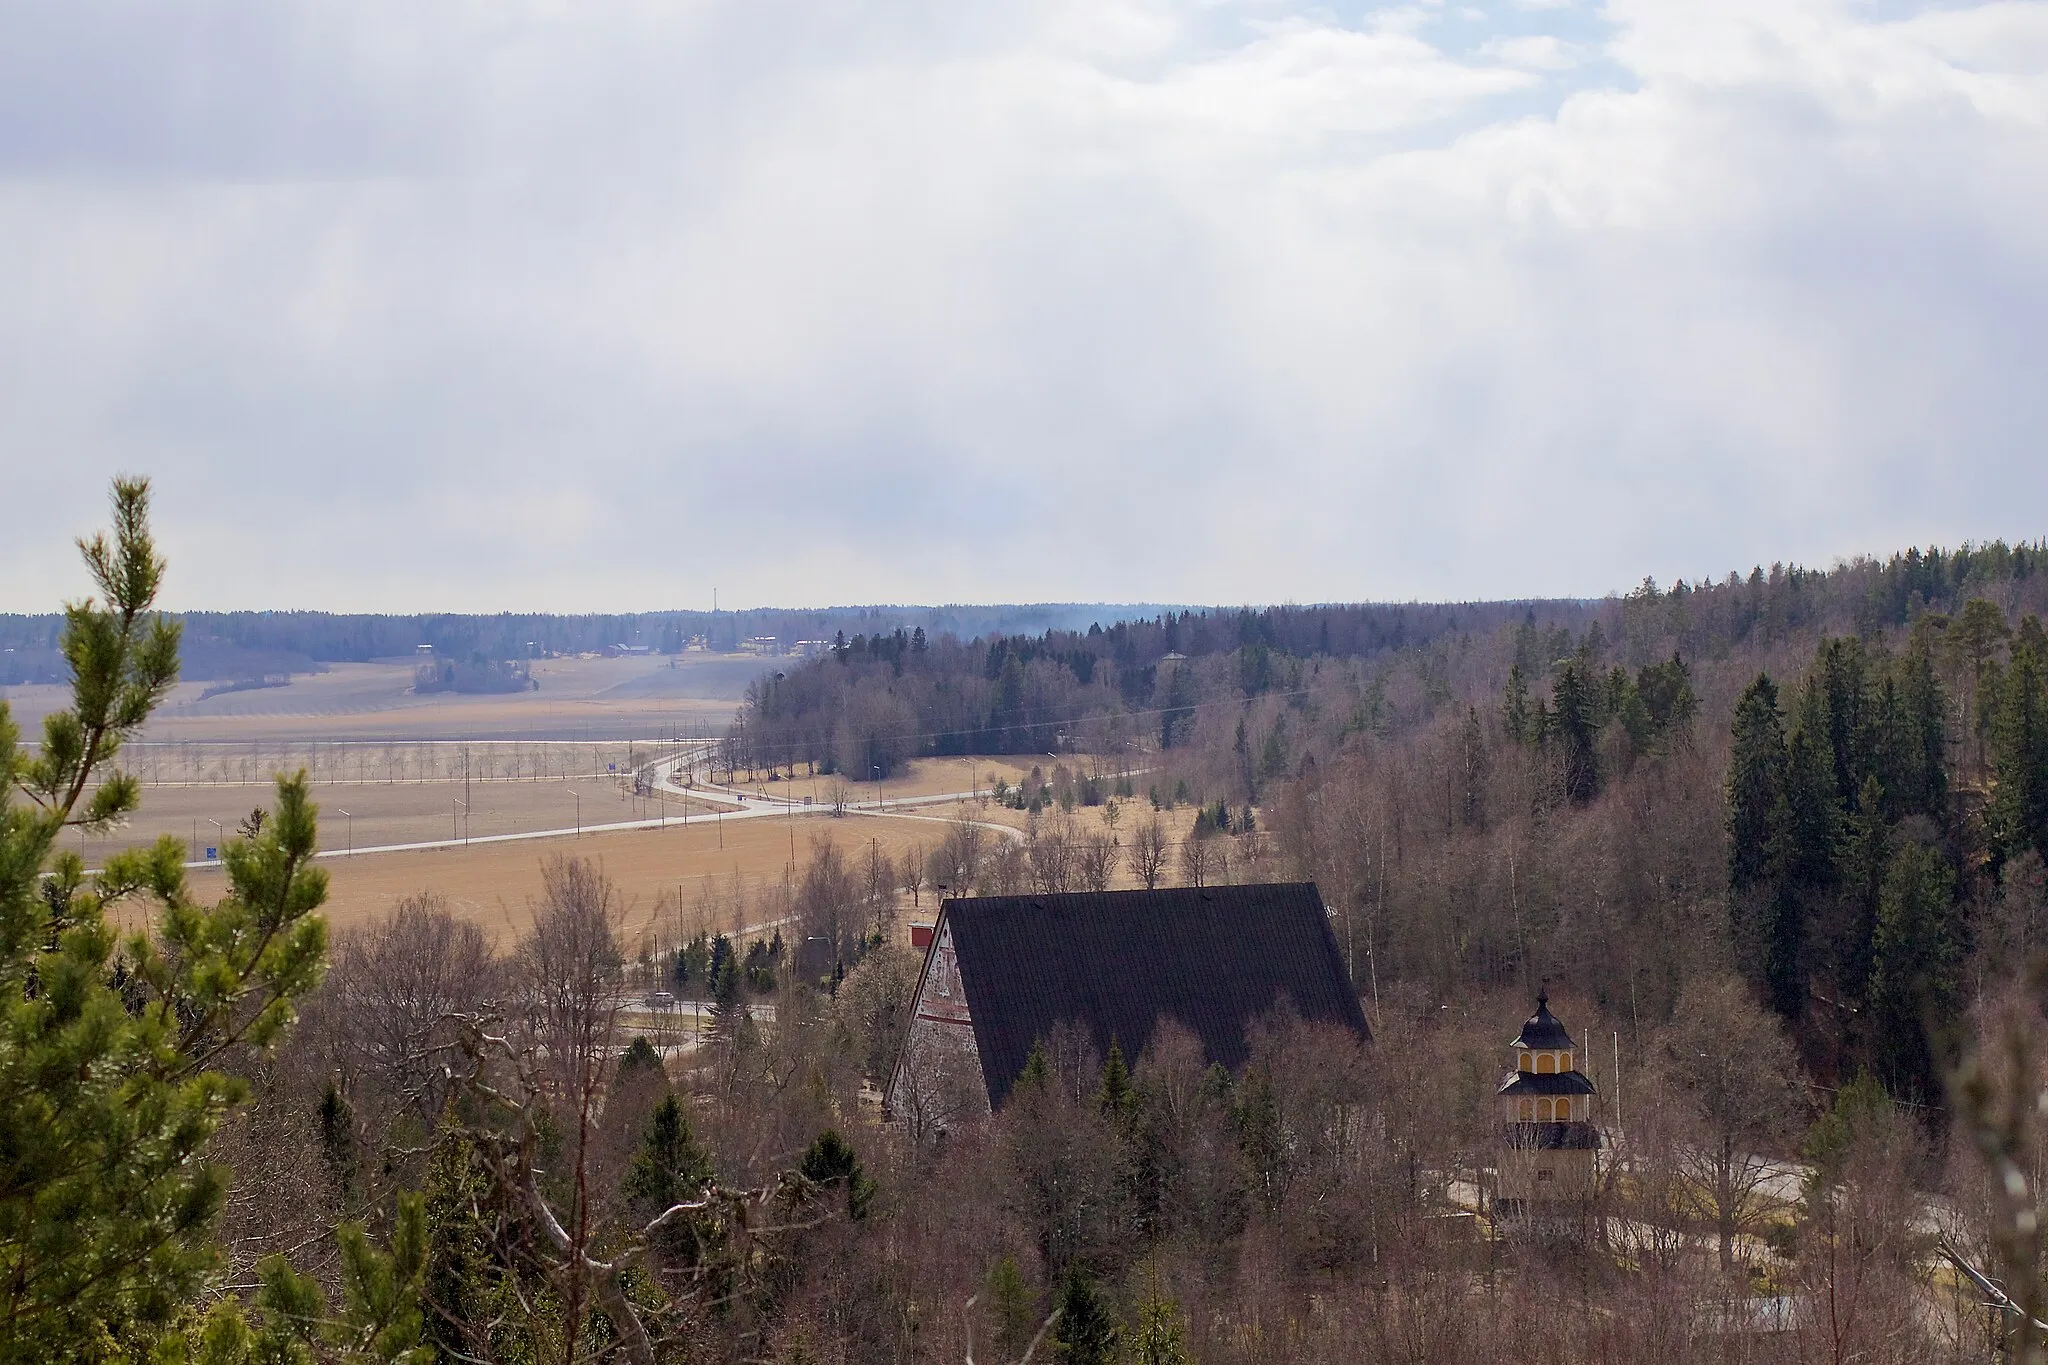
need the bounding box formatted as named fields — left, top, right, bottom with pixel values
left=1478, top=34, right=1586, bottom=69
left=0, top=0, right=2043, bottom=612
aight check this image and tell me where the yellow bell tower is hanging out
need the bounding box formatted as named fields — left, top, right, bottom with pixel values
left=1494, top=989, right=1599, bottom=1227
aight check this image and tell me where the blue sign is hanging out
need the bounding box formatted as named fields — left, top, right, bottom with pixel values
left=205, top=846, right=217, bottom=860
left=608, top=763, right=617, bottom=772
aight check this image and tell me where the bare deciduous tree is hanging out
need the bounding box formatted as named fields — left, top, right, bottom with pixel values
left=1657, top=973, right=1805, bottom=1270
left=320, top=890, right=499, bottom=1124
left=1075, top=833, right=1118, bottom=893
left=518, top=855, right=628, bottom=1105
left=1029, top=824, right=1073, bottom=894
left=1178, top=830, right=1212, bottom=888
left=1128, top=817, right=1169, bottom=890
left=899, top=842, right=927, bottom=909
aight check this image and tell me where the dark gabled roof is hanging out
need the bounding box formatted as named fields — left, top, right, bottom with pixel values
left=1513, top=991, right=1574, bottom=1050
left=942, top=883, right=1368, bottom=1108
left=1497, top=1071, right=1597, bottom=1098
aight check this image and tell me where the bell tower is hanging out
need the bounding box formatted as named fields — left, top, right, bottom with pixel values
left=1494, top=988, right=1600, bottom=1228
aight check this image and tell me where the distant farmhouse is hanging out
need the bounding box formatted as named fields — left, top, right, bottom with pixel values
left=887, top=884, right=1367, bottom=1129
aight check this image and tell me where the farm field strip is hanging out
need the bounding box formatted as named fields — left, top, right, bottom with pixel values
left=173, top=816, right=949, bottom=948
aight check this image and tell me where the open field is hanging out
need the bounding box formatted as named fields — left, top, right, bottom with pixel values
left=176, top=814, right=947, bottom=952
left=121, top=738, right=678, bottom=788
left=709, top=755, right=1042, bottom=806
left=1, top=653, right=757, bottom=743
left=74, top=757, right=1054, bottom=866
left=74, top=778, right=728, bottom=863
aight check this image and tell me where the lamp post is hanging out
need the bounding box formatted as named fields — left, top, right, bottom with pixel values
left=338, top=809, right=352, bottom=855
left=570, top=789, right=581, bottom=837
left=454, top=797, right=467, bottom=846
left=206, top=818, right=223, bottom=863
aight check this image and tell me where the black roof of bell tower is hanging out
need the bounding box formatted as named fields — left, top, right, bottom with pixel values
left=1513, top=986, right=1574, bottom=1050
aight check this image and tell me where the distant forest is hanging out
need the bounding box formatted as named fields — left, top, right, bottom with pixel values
left=0, top=602, right=1179, bottom=685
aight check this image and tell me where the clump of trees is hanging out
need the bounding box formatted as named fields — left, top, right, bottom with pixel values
left=412, top=654, right=535, bottom=694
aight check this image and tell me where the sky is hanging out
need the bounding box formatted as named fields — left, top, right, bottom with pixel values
left=1, top=0, right=2044, bottom=613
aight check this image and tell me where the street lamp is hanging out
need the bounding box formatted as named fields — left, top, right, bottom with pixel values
left=338, top=809, right=352, bottom=855
left=205, top=818, right=223, bottom=863
left=569, top=789, right=581, bottom=837
left=454, top=797, right=468, bottom=846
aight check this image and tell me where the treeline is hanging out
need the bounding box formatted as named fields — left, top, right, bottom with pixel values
left=0, top=604, right=1173, bottom=683
left=723, top=541, right=2048, bottom=788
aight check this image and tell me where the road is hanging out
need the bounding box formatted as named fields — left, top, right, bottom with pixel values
left=171, top=741, right=1020, bottom=869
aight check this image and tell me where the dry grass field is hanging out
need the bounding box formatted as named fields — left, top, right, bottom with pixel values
left=176, top=814, right=947, bottom=953
left=74, top=778, right=727, bottom=863
left=3, top=653, right=755, bottom=743
left=711, top=755, right=1040, bottom=806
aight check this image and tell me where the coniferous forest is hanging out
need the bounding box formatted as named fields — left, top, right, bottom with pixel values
left=11, top=484, right=2048, bottom=1364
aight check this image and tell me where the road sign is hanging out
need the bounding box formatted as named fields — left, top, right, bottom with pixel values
left=205, top=846, right=217, bottom=860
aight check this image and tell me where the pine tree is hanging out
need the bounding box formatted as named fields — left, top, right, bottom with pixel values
left=421, top=1122, right=511, bottom=1362
left=0, top=481, right=335, bottom=1361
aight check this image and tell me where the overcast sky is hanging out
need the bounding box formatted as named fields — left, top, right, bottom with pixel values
left=1, top=0, right=2043, bottom=613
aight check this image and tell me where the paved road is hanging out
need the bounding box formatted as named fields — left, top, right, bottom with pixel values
left=173, top=741, right=1018, bottom=869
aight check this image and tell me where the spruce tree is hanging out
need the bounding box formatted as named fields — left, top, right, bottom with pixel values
left=1838, top=775, right=1891, bottom=1009
left=1052, top=1264, right=1121, bottom=1365
left=1502, top=663, right=1530, bottom=745
left=1990, top=619, right=2048, bottom=870
left=796, top=1128, right=876, bottom=1220
left=622, top=1094, right=716, bottom=1214
left=1727, top=675, right=1788, bottom=896
left=1877, top=636, right=1949, bottom=822
left=1548, top=659, right=1600, bottom=803
left=1128, top=1274, right=1191, bottom=1365
left=1867, top=840, right=1962, bottom=1103
left=1761, top=723, right=1842, bottom=1020
left=1096, top=1038, right=1137, bottom=1133
left=1814, top=638, right=1876, bottom=808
